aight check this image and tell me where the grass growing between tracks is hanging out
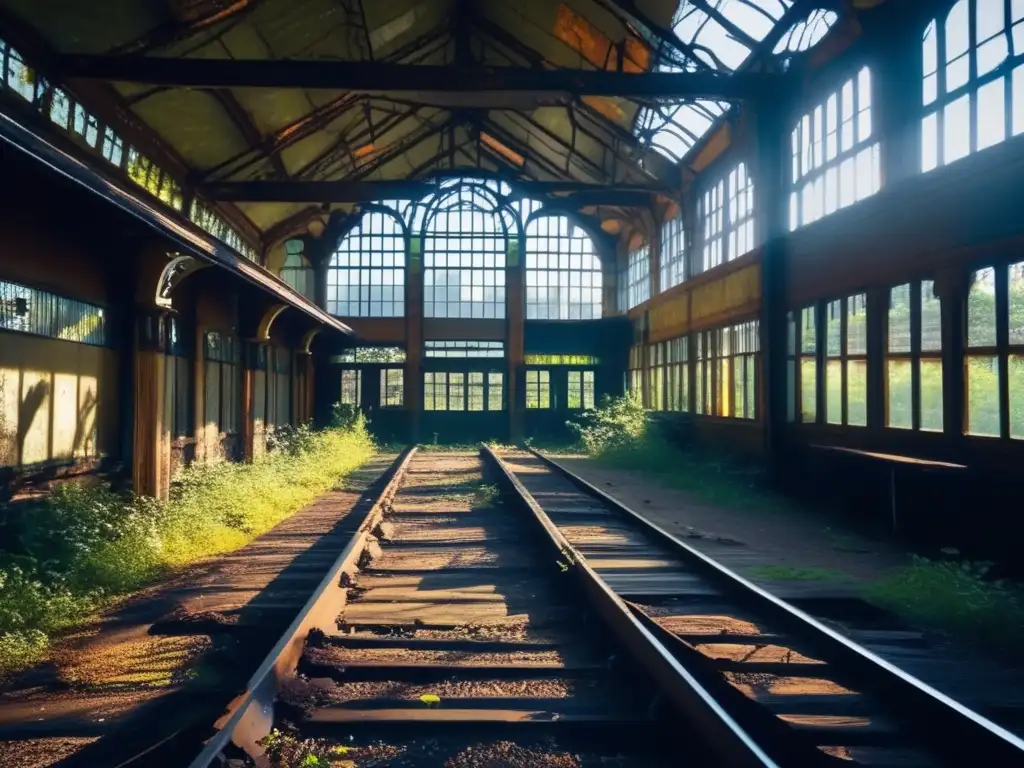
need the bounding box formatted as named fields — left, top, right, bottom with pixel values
left=566, top=393, right=788, bottom=512
left=866, top=556, right=1024, bottom=655
left=0, top=417, right=374, bottom=679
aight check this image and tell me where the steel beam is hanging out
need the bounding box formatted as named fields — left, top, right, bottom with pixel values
left=62, top=57, right=774, bottom=100
left=198, top=179, right=672, bottom=203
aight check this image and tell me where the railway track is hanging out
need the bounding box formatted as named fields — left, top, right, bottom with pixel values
left=189, top=447, right=776, bottom=767
left=485, top=447, right=1024, bottom=767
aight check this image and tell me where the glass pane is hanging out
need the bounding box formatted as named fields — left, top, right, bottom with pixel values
left=801, top=359, right=817, bottom=422
left=488, top=373, right=504, bottom=411
left=888, top=284, right=912, bottom=353
left=826, top=300, right=842, bottom=356
left=1010, top=262, right=1024, bottom=345
left=847, top=360, right=867, bottom=426
left=967, top=268, right=997, bottom=347
left=921, top=280, right=942, bottom=352
left=1011, top=356, right=1024, bottom=438
left=801, top=306, right=817, bottom=354
left=920, top=359, right=944, bottom=432
left=847, top=294, right=867, bottom=355
left=887, top=360, right=913, bottom=429
left=826, top=359, right=842, bottom=424
left=787, top=359, right=796, bottom=422
left=966, top=355, right=1001, bottom=436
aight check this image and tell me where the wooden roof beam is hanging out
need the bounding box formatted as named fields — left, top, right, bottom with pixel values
left=62, top=58, right=777, bottom=100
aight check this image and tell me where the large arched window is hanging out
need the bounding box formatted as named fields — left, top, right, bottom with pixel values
left=423, top=185, right=510, bottom=319
left=327, top=210, right=406, bottom=317
left=922, top=0, right=1024, bottom=172
left=525, top=216, right=602, bottom=320
left=281, top=240, right=314, bottom=300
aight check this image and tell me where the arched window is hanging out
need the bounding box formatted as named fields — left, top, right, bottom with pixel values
left=327, top=210, right=406, bottom=317
left=525, top=216, right=602, bottom=320
left=922, top=0, right=1024, bottom=172
left=423, top=185, right=509, bottom=319
left=790, top=67, right=879, bottom=230
left=281, top=240, right=314, bottom=300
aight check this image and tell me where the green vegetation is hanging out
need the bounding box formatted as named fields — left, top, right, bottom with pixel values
left=866, top=556, right=1024, bottom=654
left=748, top=565, right=850, bottom=582
left=566, top=392, right=788, bottom=512
left=259, top=729, right=355, bottom=767
left=0, top=416, right=374, bottom=678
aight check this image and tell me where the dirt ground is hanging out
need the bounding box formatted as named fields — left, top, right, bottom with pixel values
left=0, top=453, right=398, bottom=768
left=553, top=455, right=908, bottom=586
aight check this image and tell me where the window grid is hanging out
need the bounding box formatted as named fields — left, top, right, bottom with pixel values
left=824, top=294, right=868, bottom=427
left=699, top=163, right=755, bottom=274
left=0, top=280, right=109, bottom=346
left=424, top=371, right=505, bottom=411
left=424, top=189, right=507, bottom=319
left=337, top=347, right=407, bottom=364
left=791, top=67, right=880, bottom=230
left=281, top=241, right=314, bottom=300
left=660, top=214, right=686, bottom=291
left=627, top=245, right=651, bottom=309
left=190, top=201, right=257, bottom=261
left=525, top=216, right=602, bottom=319
left=647, top=344, right=665, bottom=411
left=328, top=211, right=406, bottom=317
left=526, top=370, right=552, bottom=409
left=567, top=370, right=596, bottom=409
left=424, top=340, right=504, bottom=358
left=628, top=345, right=644, bottom=400
left=790, top=306, right=819, bottom=423
left=965, top=262, right=1024, bottom=439
left=695, top=321, right=759, bottom=419
left=886, top=281, right=944, bottom=432
left=922, top=1, right=1024, bottom=173
left=340, top=370, right=362, bottom=406
left=380, top=368, right=404, bottom=408
left=204, top=332, right=241, bottom=436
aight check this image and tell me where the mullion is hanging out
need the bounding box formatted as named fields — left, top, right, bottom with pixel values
left=997, top=264, right=1011, bottom=438
left=841, top=298, right=849, bottom=425
left=911, top=281, right=922, bottom=431
left=968, top=0, right=979, bottom=155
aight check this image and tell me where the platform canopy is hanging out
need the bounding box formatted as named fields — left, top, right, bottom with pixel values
left=2, top=0, right=844, bottom=243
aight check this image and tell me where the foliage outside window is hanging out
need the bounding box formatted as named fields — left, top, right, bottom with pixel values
left=628, top=345, right=643, bottom=401
left=525, top=215, right=602, bottom=319
left=790, top=305, right=818, bottom=423
left=965, top=262, right=1024, bottom=438
left=526, top=370, right=551, bottom=409
left=567, top=371, right=596, bottom=409
left=424, top=371, right=504, bottom=411
left=328, top=211, right=406, bottom=317
left=700, top=162, right=755, bottom=273
left=646, top=338, right=688, bottom=411
left=0, top=280, right=109, bottom=346
left=695, top=320, right=759, bottom=419
left=825, top=294, right=868, bottom=427
left=340, top=370, right=362, bottom=406
left=127, top=148, right=183, bottom=211
left=660, top=213, right=686, bottom=291
left=790, top=67, right=880, bottom=230
left=380, top=368, right=404, bottom=407
left=886, top=281, right=943, bottom=431
left=626, top=245, right=650, bottom=309
left=523, top=354, right=599, bottom=365
left=337, top=346, right=406, bottom=364
left=922, top=0, right=1024, bottom=173
left=190, top=201, right=257, bottom=261
left=647, top=344, right=664, bottom=411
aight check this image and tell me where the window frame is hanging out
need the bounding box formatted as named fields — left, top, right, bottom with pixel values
left=525, top=369, right=552, bottom=409
left=328, top=209, right=407, bottom=318
left=525, top=215, right=603, bottom=320
left=824, top=293, right=869, bottom=427
left=698, top=161, right=755, bottom=275
left=885, top=280, right=944, bottom=432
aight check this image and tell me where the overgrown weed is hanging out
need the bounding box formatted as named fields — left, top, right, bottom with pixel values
left=0, top=414, right=374, bottom=678
left=867, top=556, right=1024, bottom=654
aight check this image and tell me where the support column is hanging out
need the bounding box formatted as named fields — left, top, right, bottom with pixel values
left=406, top=235, right=424, bottom=443
left=132, top=310, right=170, bottom=500
left=752, top=97, right=791, bottom=479
left=242, top=341, right=263, bottom=461
left=300, top=352, right=315, bottom=424
left=935, top=267, right=966, bottom=453
left=507, top=236, right=525, bottom=443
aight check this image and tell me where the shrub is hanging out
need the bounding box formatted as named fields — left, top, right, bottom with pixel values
left=0, top=415, right=374, bottom=679
left=566, top=391, right=648, bottom=454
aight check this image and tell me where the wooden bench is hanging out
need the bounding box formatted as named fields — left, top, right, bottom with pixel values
left=809, top=445, right=967, bottom=534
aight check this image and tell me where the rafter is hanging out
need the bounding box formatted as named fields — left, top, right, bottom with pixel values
left=109, top=0, right=263, bottom=56
left=61, top=57, right=776, bottom=100
left=197, top=178, right=672, bottom=203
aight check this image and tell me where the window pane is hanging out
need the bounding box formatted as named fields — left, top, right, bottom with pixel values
left=847, top=360, right=867, bottom=426
left=847, top=294, right=867, bottom=355
left=568, top=371, right=582, bottom=409
left=920, top=359, right=944, bottom=432
left=583, top=370, right=595, bottom=409
left=887, top=360, right=913, bottom=429
left=488, top=372, right=504, bottom=411
left=1010, top=262, right=1024, bottom=345
left=966, top=355, right=1001, bottom=436
left=801, top=359, right=817, bottom=422
left=1011, top=356, right=1024, bottom=439
left=888, top=284, right=912, bottom=353
left=826, top=359, right=842, bottom=424
left=468, top=372, right=484, bottom=411
left=921, top=280, right=942, bottom=352
left=449, top=373, right=465, bottom=411
left=968, top=268, right=997, bottom=347
left=826, top=301, right=842, bottom=356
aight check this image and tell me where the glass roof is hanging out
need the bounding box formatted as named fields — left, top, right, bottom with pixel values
left=637, top=1, right=840, bottom=163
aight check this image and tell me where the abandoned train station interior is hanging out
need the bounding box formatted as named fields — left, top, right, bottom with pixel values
left=1, top=0, right=1023, bottom=561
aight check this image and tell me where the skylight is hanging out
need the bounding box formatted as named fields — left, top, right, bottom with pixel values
left=637, top=1, right=839, bottom=163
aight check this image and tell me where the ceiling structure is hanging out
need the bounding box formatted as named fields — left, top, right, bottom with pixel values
left=1, top=0, right=848, bottom=251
